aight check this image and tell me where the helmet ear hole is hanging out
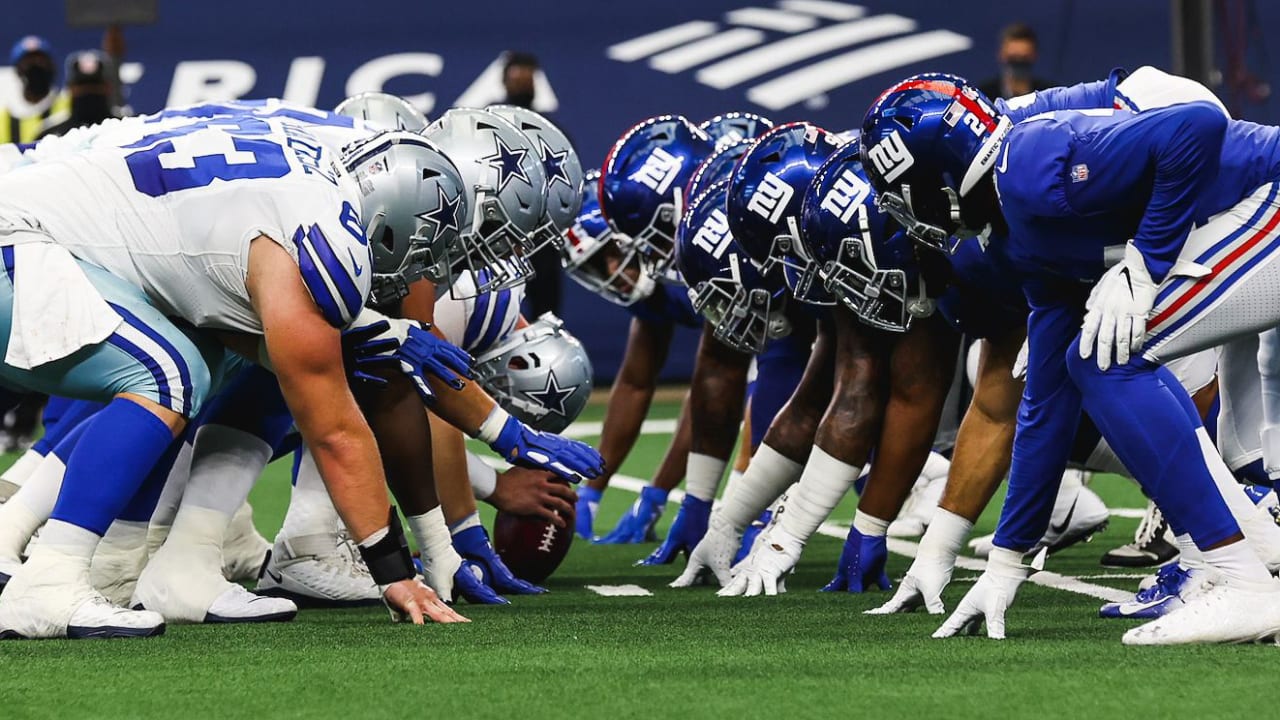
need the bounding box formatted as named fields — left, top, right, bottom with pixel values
left=507, top=356, right=530, bottom=370
left=894, top=115, right=915, bottom=131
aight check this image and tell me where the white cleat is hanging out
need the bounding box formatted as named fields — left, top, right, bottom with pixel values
left=969, top=483, right=1109, bottom=558
left=257, top=532, right=380, bottom=606
left=888, top=472, right=946, bottom=538
left=222, top=503, right=270, bottom=583
left=204, top=584, right=296, bottom=624
left=0, top=546, right=164, bottom=639
left=1122, top=575, right=1280, bottom=645
left=90, top=527, right=149, bottom=607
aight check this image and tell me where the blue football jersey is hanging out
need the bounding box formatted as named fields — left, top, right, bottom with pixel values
left=627, top=283, right=702, bottom=328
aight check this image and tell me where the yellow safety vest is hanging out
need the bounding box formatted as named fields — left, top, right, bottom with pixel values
left=0, top=91, right=71, bottom=144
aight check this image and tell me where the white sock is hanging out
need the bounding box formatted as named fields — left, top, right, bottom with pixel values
left=448, top=511, right=482, bottom=536
left=1202, top=541, right=1272, bottom=584
left=916, top=508, right=973, bottom=562
left=685, top=453, right=727, bottom=502
left=779, top=447, right=862, bottom=541
left=852, top=510, right=890, bottom=537
left=183, top=425, right=269, bottom=517
left=281, top=446, right=341, bottom=539
left=0, top=448, right=45, bottom=489
left=467, top=451, right=498, bottom=501
left=718, top=444, right=802, bottom=531
left=38, top=519, right=100, bottom=560
left=919, top=451, right=951, bottom=484
left=0, top=453, right=66, bottom=558
left=1175, top=533, right=1206, bottom=570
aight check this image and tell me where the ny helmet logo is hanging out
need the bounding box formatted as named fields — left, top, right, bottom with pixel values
left=746, top=171, right=794, bottom=224
left=692, top=207, right=734, bottom=259
left=630, top=147, right=685, bottom=195
left=819, top=169, right=871, bottom=224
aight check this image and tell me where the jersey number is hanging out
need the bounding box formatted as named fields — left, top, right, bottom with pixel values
left=125, top=121, right=291, bottom=197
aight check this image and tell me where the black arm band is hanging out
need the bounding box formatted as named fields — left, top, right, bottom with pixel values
left=357, top=509, right=415, bottom=586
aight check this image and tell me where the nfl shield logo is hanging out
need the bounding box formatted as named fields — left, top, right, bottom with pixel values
left=1071, top=164, right=1089, bottom=183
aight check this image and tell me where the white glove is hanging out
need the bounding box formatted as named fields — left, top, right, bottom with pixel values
left=670, top=511, right=741, bottom=588
left=865, top=546, right=956, bottom=615
left=1012, top=338, right=1029, bottom=381
left=717, top=518, right=804, bottom=597
left=1079, top=241, right=1158, bottom=372
left=932, top=547, right=1030, bottom=639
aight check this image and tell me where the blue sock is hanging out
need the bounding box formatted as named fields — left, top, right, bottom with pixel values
left=1203, top=392, right=1221, bottom=445
left=48, top=398, right=177, bottom=536
left=1067, top=351, right=1240, bottom=548
left=32, top=398, right=106, bottom=457
left=202, top=365, right=294, bottom=446
left=116, top=432, right=185, bottom=523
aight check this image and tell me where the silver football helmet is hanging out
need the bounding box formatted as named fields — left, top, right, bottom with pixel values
left=485, top=104, right=584, bottom=254
left=421, top=108, right=548, bottom=297
left=334, top=92, right=429, bottom=132
left=340, top=131, right=469, bottom=306
left=473, top=313, right=593, bottom=433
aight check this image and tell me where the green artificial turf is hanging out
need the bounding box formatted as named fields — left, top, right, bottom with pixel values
left=0, top=400, right=1273, bottom=720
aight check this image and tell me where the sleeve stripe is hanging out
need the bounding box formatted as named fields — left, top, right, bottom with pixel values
left=293, top=224, right=365, bottom=327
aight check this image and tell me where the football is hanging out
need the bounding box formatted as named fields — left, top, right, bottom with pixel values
left=492, top=511, right=574, bottom=584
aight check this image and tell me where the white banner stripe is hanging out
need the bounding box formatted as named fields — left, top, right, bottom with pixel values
left=561, top=417, right=678, bottom=439
left=777, top=0, right=866, bottom=20
left=650, top=28, right=767, bottom=74
left=607, top=21, right=718, bottom=62
left=746, top=30, right=972, bottom=110
left=696, top=15, right=916, bottom=89
left=726, top=7, right=819, bottom=33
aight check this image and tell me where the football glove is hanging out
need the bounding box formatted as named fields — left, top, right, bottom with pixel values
left=865, top=544, right=955, bottom=615
left=414, top=555, right=509, bottom=605
left=489, top=414, right=606, bottom=483
left=733, top=509, right=772, bottom=566
left=821, top=526, right=891, bottom=593
left=575, top=486, right=602, bottom=540
left=452, top=525, right=546, bottom=595
left=717, top=518, right=804, bottom=597
left=932, top=547, right=1031, bottom=639
left=342, top=316, right=474, bottom=401
left=1079, top=241, right=1158, bottom=372
left=670, top=511, right=741, bottom=588
left=639, top=495, right=711, bottom=565
left=597, top=485, right=667, bottom=544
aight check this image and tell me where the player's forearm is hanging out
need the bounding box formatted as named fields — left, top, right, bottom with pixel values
left=425, top=376, right=499, bottom=435
left=307, top=423, right=393, bottom=542
left=429, top=412, right=479, bottom=525
left=592, top=381, right=655, bottom=489
left=355, top=373, right=438, bottom=517
left=650, top=395, right=693, bottom=492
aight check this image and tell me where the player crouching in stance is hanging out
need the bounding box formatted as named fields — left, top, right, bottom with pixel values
left=860, top=72, right=1280, bottom=645
left=0, top=118, right=469, bottom=638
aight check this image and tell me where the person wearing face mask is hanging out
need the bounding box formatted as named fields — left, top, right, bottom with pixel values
left=38, top=50, right=120, bottom=139
left=977, top=23, right=1053, bottom=100
left=1, top=35, right=70, bottom=144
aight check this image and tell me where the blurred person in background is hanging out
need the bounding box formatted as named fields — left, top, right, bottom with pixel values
left=1, top=35, right=69, bottom=144
left=39, top=50, right=121, bottom=138
left=978, top=22, right=1053, bottom=100
left=504, top=51, right=563, bottom=318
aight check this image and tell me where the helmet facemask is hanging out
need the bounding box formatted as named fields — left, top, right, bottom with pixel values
left=690, top=277, right=790, bottom=354
left=822, top=236, right=917, bottom=332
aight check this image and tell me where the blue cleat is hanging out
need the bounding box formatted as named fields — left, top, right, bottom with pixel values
left=821, top=526, right=891, bottom=593
left=639, top=495, right=711, bottom=565
left=1099, top=563, right=1191, bottom=619
left=576, top=486, right=603, bottom=540
left=453, top=525, right=546, bottom=595
left=596, top=485, right=667, bottom=544
left=734, top=509, right=772, bottom=566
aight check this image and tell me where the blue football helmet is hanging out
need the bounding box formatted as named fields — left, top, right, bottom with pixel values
left=698, top=112, right=775, bottom=149
left=681, top=138, right=753, bottom=224
left=600, top=115, right=715, bottom=280
left=859, top=73, right=1010, bottom=251
left=726, top=122, right=844, bottom=305
left=562, top=169, right=656, bottom=306
left=800, top=140, right=934, bottom=332
left=677, top=179, right=790, bottom=354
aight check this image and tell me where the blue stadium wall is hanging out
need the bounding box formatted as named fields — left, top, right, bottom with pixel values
left=8, top=0, right=1277, bottom=381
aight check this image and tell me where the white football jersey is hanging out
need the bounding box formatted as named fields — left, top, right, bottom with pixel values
left=0, top=115, right=371, bottom=333
left=432, top=271, right=525, bottom=354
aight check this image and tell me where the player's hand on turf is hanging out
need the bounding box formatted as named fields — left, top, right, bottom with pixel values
left=489, top=415, right=606, bottom=483
left=671, top=511, right=743, bottom=587
left=866, top=548, right=956, bottom=615
left=932, top=547, right=1029, bottom=639
left=489, top=467, right=576, bottom=528
left=575, top=486, right=602, bottom=540
left=382, top=578, right=470, bottom=624
left=717, top=516, right=804, bottom=597
left=452, top=525, right=546, bottom=595
left=1079, top=240, right=1159, bottom=372
left=640, top=494, right=712, bottom=565
left=821, top=525, right=891, bottom=593
left=597, top=485, right=666, bottom=544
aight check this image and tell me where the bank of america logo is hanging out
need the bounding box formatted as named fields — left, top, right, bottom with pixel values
left=606, top=1, right=972, bottom=111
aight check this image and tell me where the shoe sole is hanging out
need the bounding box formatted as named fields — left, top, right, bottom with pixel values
left=67, top=623, right=166, bottom=639
left=204, top=608, right=298, bottom=624
left=1046, top=519, right=1110, bottom=554
left=1100, top=547, right=1179, bottom=568
left=253, top=585, right=381, bottom=609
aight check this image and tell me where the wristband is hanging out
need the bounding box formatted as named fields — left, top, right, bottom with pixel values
left=475, top=405, right=512, bottom=444
left=357, top=508, right=415, bottom=586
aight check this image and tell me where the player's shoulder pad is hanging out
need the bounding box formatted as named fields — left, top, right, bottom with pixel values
left=994, top=117, right=1076, bottom=217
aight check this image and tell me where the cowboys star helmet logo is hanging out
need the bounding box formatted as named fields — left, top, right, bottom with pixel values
left=419, top=184, right=462, bottom=236
left=481, top=134, right=532, bottom=193
left=524, top=369, right=575, bottom=416
left=538, top=136, right=572, bottom=189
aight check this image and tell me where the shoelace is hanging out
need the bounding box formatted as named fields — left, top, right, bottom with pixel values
left=1133, top=503, right=1166, bottom=548
left=332, top=530, right=374, bottom=580
left=1132, top=564, right=1188, bottom=603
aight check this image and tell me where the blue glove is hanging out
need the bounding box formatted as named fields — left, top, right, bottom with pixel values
left=453, top=560, right=511, bottom=605
left=342, top=318, right=401, bottom=385
left=596, top=485, right=667, bottom=544
left=734, top=508, right=772, bottom=566
left=490, top=414, right=605, bottom=483
left=397, top=323, right=474, bottom=399
left=576, top=486, right=602, bottom=540
left=821, top=526, right=891, bottom=593
left=639, top=495, right=711, bottom=565
left=452, top=525, right=546, bottom=595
